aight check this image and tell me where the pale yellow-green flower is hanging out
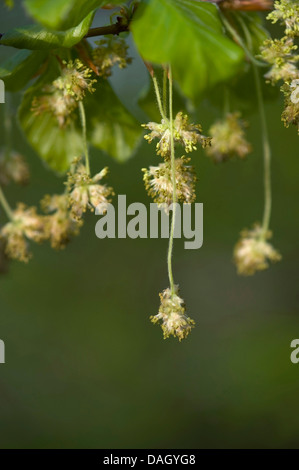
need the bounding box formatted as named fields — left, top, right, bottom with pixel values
left=142, top=111, right=211, bottom=157
left=67, top=164, right=114, bottom=220
left=206, top=112, right=252, bottom=163
left=53, top=60, right=96, bottom=101
left=41, top=194, right=82, bottom=250
left=261, top=37, right=299, bottom=84
left=150, top=285, right=195, bottom=341
left=92, top=37, right=132, bottom=78
left=0, top=151, right=30, bottom=186
left=0, top=204, right=48, bottom=262
left=267, top=0, right=299, bottom=38
left=142, top=156, right=196, bottom=207
left=281, top=81, right=299, bottom=133
left=31, top=60, right=96, bottom=128
left=234, top=224, right=281, bottom=276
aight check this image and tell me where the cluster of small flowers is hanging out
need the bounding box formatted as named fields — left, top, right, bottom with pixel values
left=234, top=224, right=281, bottom=276
left=261, top=0, right=299, bottom=133
left=142, top=111, right=210, bottom=208
left=41, top=194, right=82, bottom=250
left=142, top=156, right=196, bottom=207
left=205, top=112, right=252, bottom=163
left=31, top=60, right=96, bottom=128
left=143, top=111, right=211, bottom=158
left=267, top=0, right=299, bottom=38
left=0, top=144, right=30, bottom=267
left=66, top=160, right=114, bottom=221
left=0, top=158, right=113, bottom=261
left=0, top=204, right=48, bottom=262
left=92, top=37, right=132, bottom=78
left=142, top=100, right=208, bottom=340
left=150, top=285, right=195, bottom=341
left=40, top=159, right=113, bottom=251
left=0, top=150, right=29, bottom=186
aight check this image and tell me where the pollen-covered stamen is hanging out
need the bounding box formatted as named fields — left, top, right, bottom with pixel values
left=234, top=224, right=281, bottom=276
left=174, top=111, right=212, bottom=152
left=32, top=87, right=77, bottom=128
left=142, top=156, right=196, bottom=207
left=142, top=120, right=171, bottom=157
left=67, top=163, right=114, bottom=220
left=150, top=285, right=195, bottom=341
left=31, top=60, right=96, bottom=128
left=53, top=60, right=97, bottom=101
left=261, top=37, right=299, bottom=84
left=281, top=81, right=299, bottom=133
left=142, top=112, right=211, bottom=157
left=267, top=0, right=299, bottom=38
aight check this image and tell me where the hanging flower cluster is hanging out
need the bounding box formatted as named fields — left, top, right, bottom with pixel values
left=92, top=37, right=132, bottom=78
left=41, top=194, right=82, bottom=250
left=261, top=0, right=299, bottom=133
left=143, top=111, right=211, bottom=158
left=142, top=156, right=196, bottom=207
left=234, top=224, right=281, bottom=275
left=0, top=150, right=29, bottom=186
left=31, top=59, right=96, bottom=128
left=0, top=204, right=48, bottom=262
left=205, top=112, right=252, bottom=163
left=0, top=52, right=113, bottom=261
left=142, top=111, right=210, bottom=210
left=66, top=160, right=114, bottom=221
left=0, top=158, right=114, bottom=259
left=150, top=286, right=195, bottom=341
left=0, top=0, right=291, bottom=344
left=141, top=70, right=211, bottom=341
left=267, top=0, right=299, bottom=37
left=219, top=4, right=283, bottom=277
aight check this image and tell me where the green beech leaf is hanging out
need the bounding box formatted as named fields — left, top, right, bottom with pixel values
left=18, top=63, right=141, bottom=172
left=18, top=72, right=84, bottom=173
left=85, top=80, right=142, bottom=162
left=0, top=12, right=93, bottom=50
left=24, top=0, right=120, bottom=31
left=0, top=50, right=47, bottom=91
left=131, top=0, right=245, bottom=100
left=230, top=11, right=269, bottom=56
left=204, top=11, right=273, bottom=113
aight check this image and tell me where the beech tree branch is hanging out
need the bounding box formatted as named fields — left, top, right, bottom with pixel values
left=0, top=19, right=130, bottom=43
left=84, top=22, right=129, bottom=38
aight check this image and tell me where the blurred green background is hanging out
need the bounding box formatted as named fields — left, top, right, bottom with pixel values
left=0, top=3, right=299, bottom=449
